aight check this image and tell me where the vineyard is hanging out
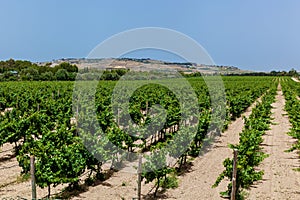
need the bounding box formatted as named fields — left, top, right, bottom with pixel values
left=0, top=76, right=299, bottom=200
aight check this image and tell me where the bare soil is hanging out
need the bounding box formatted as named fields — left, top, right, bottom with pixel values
left=247, top=86, right=300, bottom=200
left=291, top=77, right=300, bottom=83
left=0, top=143, right=20, bottom=188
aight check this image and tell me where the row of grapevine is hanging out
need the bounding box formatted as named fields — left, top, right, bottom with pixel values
left=213, top=82, right=278, bottom=199
left=281, top=79, right=300, bottom=165
left=0, top=82, right=89, bottom=197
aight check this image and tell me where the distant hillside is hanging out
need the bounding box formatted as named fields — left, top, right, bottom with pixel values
left=40, top=58, right=251, bottom=75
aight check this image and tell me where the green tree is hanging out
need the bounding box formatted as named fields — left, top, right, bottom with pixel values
left=54, top=62, right=78, bottom=73
left=3, top=71, right=14, bottom=79
left=40, top=71, right=54, bottom=81
left=20, top=68, right=39, bottom=81
left=288, top=68, right=298, bottom=77
left=55, top=69, right=69, bottom=80
left=68, top=72, right=77, bottom=81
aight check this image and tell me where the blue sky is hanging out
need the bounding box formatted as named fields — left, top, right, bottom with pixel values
left=0, top=0, right=299, bottom=71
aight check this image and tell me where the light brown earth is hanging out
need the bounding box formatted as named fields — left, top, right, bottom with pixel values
left=291, top=77, right=300, bottom=83
left=247, top=85, right=300, bottom=200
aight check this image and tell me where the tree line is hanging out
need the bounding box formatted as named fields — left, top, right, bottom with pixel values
left=0, top=59, right=131, bottom=81
left=0, top=59, right=78, bottom=81
left=225, top=69, right=299, bottom=77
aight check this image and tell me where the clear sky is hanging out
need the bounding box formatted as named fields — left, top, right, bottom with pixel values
left=0, top=0, right=299, bottom=71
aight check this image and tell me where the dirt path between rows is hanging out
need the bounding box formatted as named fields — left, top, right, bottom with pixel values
left=247, top=85, right=300, bottom=200
left=0, top=143, right=21, bottom=188
left=291, top=77, right=300, bottom=83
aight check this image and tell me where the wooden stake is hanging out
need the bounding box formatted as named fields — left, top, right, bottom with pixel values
left=117, top=108, right=120, bottom=126
left=30, top=155, right=37, bottom=200
left=137, top=155, right=142, bottom=200
left=231, top=149, right=238, bottom=200
left=76, top=105, right=79, bottom=121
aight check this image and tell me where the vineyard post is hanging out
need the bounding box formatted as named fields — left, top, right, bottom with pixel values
left=231, top=149, right=238, bottom=200
left=117, top=108, right=120, bottom=126
left=76, top=104, right=79, bottom=120
left=137, top=155, right=142, bottom=200
left=30, top=155, right=37, bottom=200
